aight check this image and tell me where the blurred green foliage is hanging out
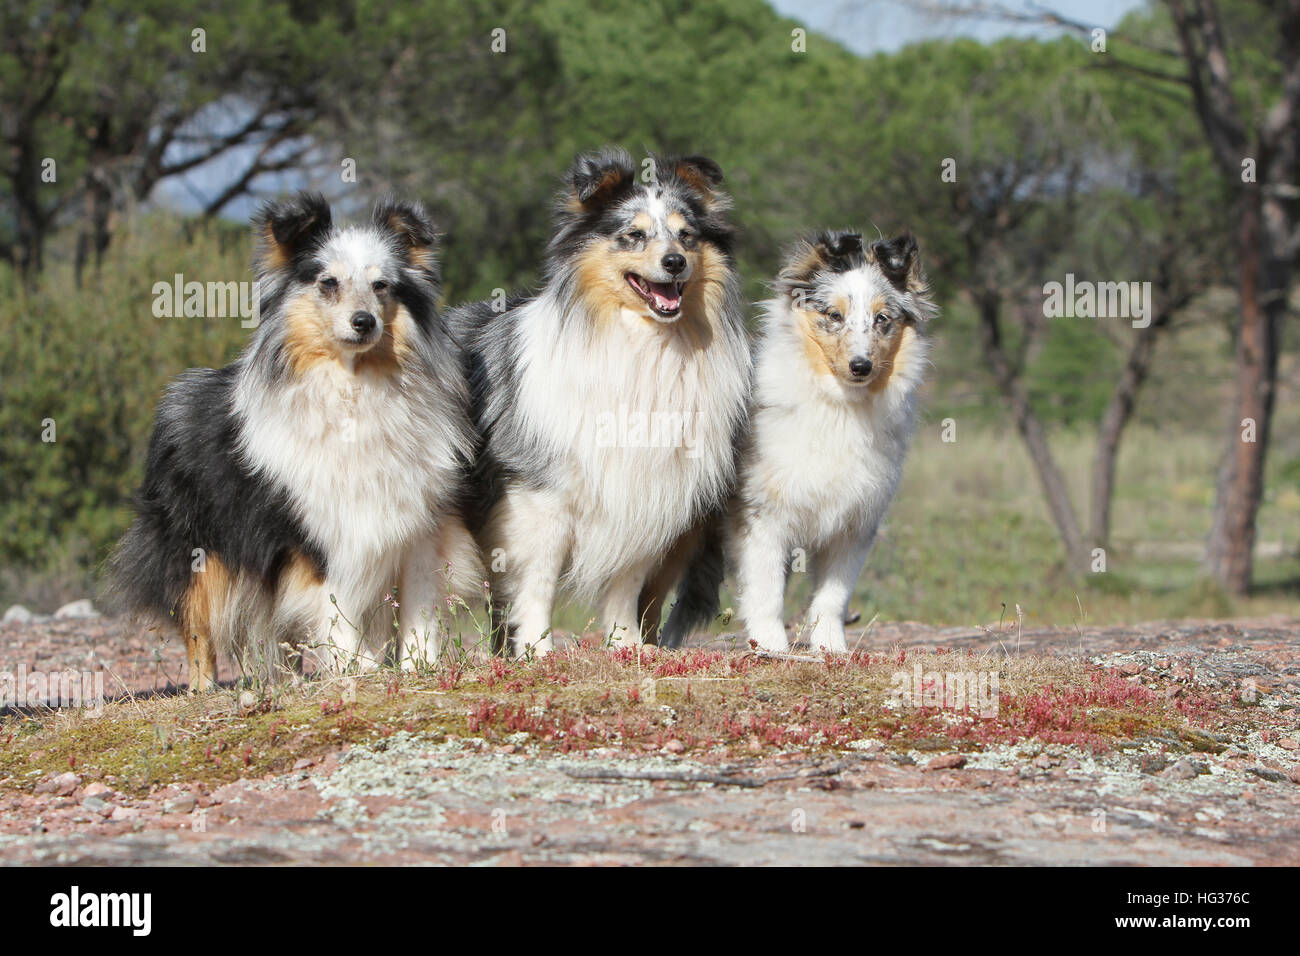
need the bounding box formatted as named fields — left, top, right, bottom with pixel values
left=0, top=217, right=250, bottom=601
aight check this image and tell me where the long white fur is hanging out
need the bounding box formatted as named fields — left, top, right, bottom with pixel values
left=732, top=268, right=930, bottom=653
left=488, top=282, right=750, bottom=653
left=232, top=228, right=480, bottom=673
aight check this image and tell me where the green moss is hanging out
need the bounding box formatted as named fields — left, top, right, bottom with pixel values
left=1180, top=729, right=1230, bottom=754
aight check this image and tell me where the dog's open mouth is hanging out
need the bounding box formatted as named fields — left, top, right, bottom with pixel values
left=626, top=274, right=684, bottom=318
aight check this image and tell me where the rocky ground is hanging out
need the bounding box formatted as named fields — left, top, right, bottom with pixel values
left=1, top=611, right=1298, bottom=865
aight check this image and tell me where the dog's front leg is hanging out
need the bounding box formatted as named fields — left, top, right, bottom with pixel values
left=600, top=559, right=658, bottom=648
left=397, top=530, right=444, bottom=671
left=806, top=529, right=874, bottom=654
left=492, top=489, right=569, bottom=658
left=398, top=516, right=485, bottom=668
left=312, top=586, right=371, bottom=673
left=734, top=516, right=790, bottom=652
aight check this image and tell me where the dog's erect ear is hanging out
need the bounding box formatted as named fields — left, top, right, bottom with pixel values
left=668, top=155, right=726, bottom=208
left=374, top=197, right=438, bottom=274
left=254, top=191, right=332, bottom=274
left=777, top=230, right=864, bottom=300
left=565, top=148, right=636, bottom=210
left=819, top=231, right=865, bottom=271
left=869, top=232, right=923, bottom=292
left=872, top=231, right=936, bottom=321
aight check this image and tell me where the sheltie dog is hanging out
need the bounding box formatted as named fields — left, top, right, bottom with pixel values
left=108, top=192, right=480, bottom=689
left=661, top=230, right=936, bottom=653
left=451, top=147, right=751, bottom=656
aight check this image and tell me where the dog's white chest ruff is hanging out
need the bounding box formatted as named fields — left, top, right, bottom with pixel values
left=515, top=297, right=748, bottom=595
left=236, top=363, right=452, bottom=576
left=750, top=396, right=910, bottom=549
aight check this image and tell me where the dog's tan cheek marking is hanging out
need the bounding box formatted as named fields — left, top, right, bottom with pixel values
left=797, top=294, right=854, bottom=380
left=356, top=302, right=410, bottom=374
left=675, top=244, right=730, bottom=347
left=796, top=309, right=837, bottom=379
left=390, top=304, right=413, bottom=363
left=575, top=242, right=640, bottom=320
left=867, top=323, right=914, bottom=394
left=283, top=294, right=337, bottom=375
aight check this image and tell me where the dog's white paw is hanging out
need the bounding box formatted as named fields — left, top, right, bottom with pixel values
left=747, top=626, right=790, bottom=653
left=809, top=628, right=848, bottom=655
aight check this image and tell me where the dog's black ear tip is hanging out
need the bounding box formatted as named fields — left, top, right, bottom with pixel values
left=678, top=154, right=725, bottom=184
left=875, top=231, right=919, bottom=254
left=566, top=147, right=635, bottom=206
left=285, top=191, right=330, bottom=224
left=832, top=232, right=864, bottom=256
left=296, top=189, right=329, bottom=209
left=570, top=146, right=633, bottom=174
left=260, top=190, right=329, bottom=228
left=374, top=195, right=437, bottom=239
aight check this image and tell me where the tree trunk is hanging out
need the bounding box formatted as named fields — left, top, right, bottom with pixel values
left=1206, top=166, right=1292, bottom=594
left=74, top=164, right=113, bottom=289
left=1089, top=312, right=1170, bottom=549
left=1165, top=0, right=1299, bottom=596
left=12, top=144, right=47, bottom=289
left=976, top=293, right=1087, bottom=572
left=1092, top=299, right=1185, bottom=554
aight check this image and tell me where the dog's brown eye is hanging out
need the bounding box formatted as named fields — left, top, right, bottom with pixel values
left=874, top=313, right=891, bottom=330
left=626, top=230, right=646, bottom=243
left=372, top=279, right=388, bottom=293
left=825, top=309, right=844, bottom=324
left=319, top=277, right=338, bottom=292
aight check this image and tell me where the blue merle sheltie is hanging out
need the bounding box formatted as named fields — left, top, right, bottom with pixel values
left=108, top=192, right=481, bottom=689
left=450, top=148, right=751, bottom=656
left=660, top=230, right=936, bottom=653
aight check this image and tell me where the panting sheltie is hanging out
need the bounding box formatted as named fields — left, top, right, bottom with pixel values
left=661, top=230, right=936, bottom=653
left=108, top=192, right=481, bottom=689
left=451, top=148, right=751, bottom=656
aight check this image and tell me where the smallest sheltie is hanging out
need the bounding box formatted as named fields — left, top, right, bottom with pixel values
left=662, top=230, right=936, bottom=653
left=107, top=192, right=480, bottom=689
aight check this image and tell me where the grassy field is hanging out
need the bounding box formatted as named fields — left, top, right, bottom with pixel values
left=849, top=422, right=1300, bottom=629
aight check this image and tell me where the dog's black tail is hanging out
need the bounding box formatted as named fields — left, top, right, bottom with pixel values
left=658, top=516, right=726, bottom=649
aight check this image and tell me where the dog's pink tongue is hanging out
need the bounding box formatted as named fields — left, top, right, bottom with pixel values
left=648, top=281, right=681, bottom=312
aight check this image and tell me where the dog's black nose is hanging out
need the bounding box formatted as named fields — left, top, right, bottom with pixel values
left=351, top=311, right=377, bottom=335
left=849, top=357, right=873, bottom=378
left=661, top=253, right=686, bottom=276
